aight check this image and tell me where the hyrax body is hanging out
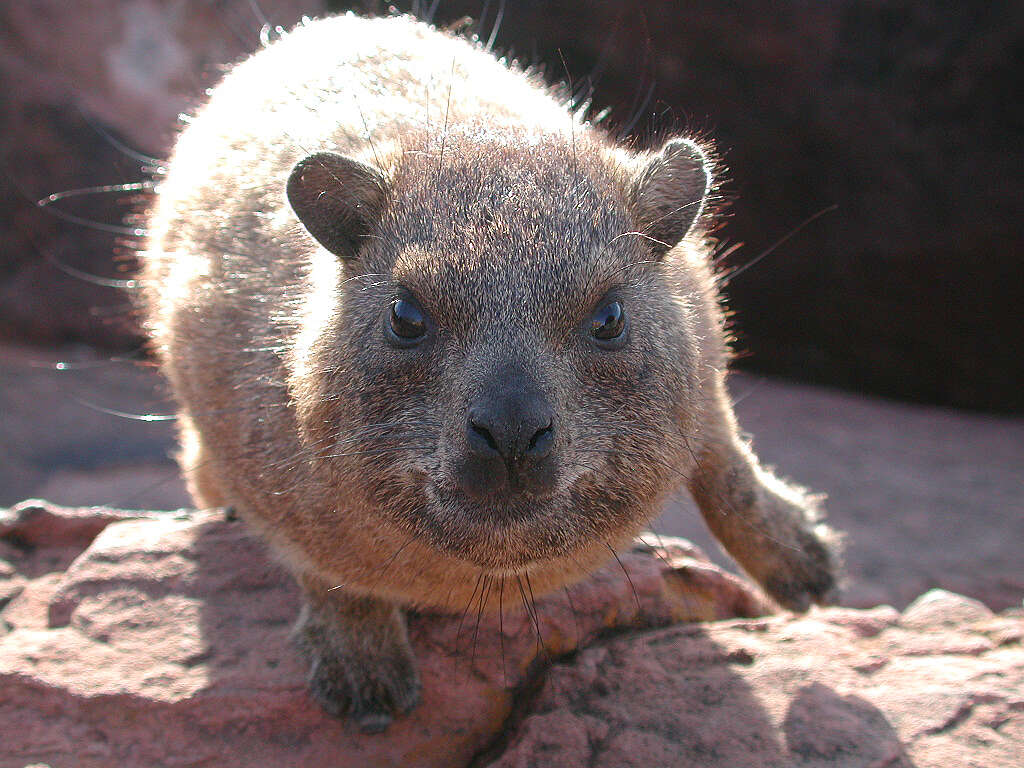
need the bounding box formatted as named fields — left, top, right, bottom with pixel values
left=141, top=14, right=838, bottom=731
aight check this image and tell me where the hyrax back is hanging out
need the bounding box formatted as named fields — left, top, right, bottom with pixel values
left=141, top=14, right=838, bottom=731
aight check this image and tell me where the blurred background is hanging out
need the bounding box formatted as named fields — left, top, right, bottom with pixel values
left=2, top=0, right=1022, bottom=412
left=0, top=0, right=1021, bottom=610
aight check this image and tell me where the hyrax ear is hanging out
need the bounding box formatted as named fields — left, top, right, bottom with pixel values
left=287, top=152, right=388, bottom=260
left=628, top=138, right=712, bottom=253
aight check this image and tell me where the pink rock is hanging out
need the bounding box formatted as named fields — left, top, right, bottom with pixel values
left=0, top=498, right=150, bottom=548
left=492, top=610, right=1024, bottom=767
left=0, top=502, right=768, bottom=768
left=3, top=502, right=1021, bottom=767
left=0, top=499, right=155, bottom=580
left=900, top=588, right=994, bottom=630
left=820, top=604, right=900, bottom=638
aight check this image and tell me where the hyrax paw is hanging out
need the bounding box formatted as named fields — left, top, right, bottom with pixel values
left=761, top=523, right=840, bottom=612
left=306, top=644, right=422, bottom=733
left=294, top=597, right=422, bottom=733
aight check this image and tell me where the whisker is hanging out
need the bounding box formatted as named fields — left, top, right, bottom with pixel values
left=722, top=204, right=838, bottom=282
left=470, top=574, right=492, bottom=670
left=607, top=230, right=671, bottom=249
left=498, top=575, right=508, bottom=686
left=731, top=375, right=769, bottom=406
left=514, top=574, right=542, bottom=658
left=360, top=533, right=418, bottom=593
left=486, top=0, right=506, bottom=53
left=557, top=47, right=578, bottom=186
left=522, top=570, right=546, bottom=657
left=712, top=239, right=744, bottom=266
left=73, top=104, right=163, bottom=168
left=38, top=182, right=154, bottom=207
left=618, top=78, right=656, bottom=137
left=606, top=541, right=641, bottom=613
left=426, top=0, right=442, bottom=25
left=23, top=347, right=147, bottom=371
left=456, top=570, right=485, bottom=657
left=319, top=444, right=433, bottom=459
left=246, top=0, right=271, bottom=33
left=563, top=585, right=582, bottom=647
left=438, top=56, right=456, bottom=173
left=69, top=397, right=177, bottom=422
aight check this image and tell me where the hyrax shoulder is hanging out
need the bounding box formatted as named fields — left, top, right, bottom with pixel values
left=141, top=13, right=838, bottom=731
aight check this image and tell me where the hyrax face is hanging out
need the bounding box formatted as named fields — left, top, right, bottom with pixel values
left=288, top=129, right=711, bottom=570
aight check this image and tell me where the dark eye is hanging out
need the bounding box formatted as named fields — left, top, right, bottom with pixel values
left=590, top=300, right=627, bottom=345
left=387, top=298, right=427, bottom=344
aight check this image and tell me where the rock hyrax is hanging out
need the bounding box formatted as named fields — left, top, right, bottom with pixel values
left=140, top=13, right=839, bottom=731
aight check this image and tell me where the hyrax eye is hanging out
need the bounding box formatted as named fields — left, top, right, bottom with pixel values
left=590, top=300, right=627, bottom=345
left=387, top=298, right=427, bottom=344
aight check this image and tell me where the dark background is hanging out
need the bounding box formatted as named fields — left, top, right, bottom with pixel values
left=2, top=0, right=1022, bottom=412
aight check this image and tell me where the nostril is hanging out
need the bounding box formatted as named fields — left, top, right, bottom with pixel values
left=470, top=420, right=499, bottom=453
left=526, top=420, right=554, bottom=456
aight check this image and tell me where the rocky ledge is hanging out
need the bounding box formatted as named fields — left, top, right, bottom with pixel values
left=1, top=501, right=1020, bottom=767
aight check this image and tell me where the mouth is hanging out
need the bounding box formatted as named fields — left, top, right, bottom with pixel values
left=416, top=481, right=576, bottom=568
left=426, top=480, right=557, bottom=525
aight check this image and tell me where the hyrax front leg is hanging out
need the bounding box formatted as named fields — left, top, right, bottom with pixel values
left=688, top=385, right=840, bottom=611
left=293, top=573, right=421, bottom=732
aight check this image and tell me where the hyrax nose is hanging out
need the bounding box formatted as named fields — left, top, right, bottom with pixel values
left=467, top=398, right=555, bottom=463
left=459, top=371, right=559, bottom=499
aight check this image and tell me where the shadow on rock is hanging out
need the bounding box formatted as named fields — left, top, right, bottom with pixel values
left=482, top=624, right=789, bottom=767
left=784, top=682, right=916, bottom=767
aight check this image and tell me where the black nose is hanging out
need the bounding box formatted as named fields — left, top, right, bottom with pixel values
left=460, top=379, right=558, bottom=499
left=468, top=404, right=555, bottom=462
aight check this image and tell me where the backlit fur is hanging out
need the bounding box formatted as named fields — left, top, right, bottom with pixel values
left=140, top=14, right=838, bottom=727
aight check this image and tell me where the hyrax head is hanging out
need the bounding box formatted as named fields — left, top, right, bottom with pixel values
left=286, top=129, right=712, bottom=571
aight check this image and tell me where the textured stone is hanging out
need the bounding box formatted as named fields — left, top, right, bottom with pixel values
left=900, top=588, right=995, bottom=630
left=3, top=501, right=1021, bottom=767
left=0, top=501, right=768, bottom=768
left=489, top=608, right=1024, bottom=767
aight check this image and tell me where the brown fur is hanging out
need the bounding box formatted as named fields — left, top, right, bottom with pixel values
left=140, top=14, right=839, bottom=731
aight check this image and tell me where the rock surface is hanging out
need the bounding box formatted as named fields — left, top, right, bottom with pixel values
left=0, top=500, right=767, bottom=768
left=2, top=501, right=1021, bottom=767
left=492, top=591, right=1024, bottom=768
